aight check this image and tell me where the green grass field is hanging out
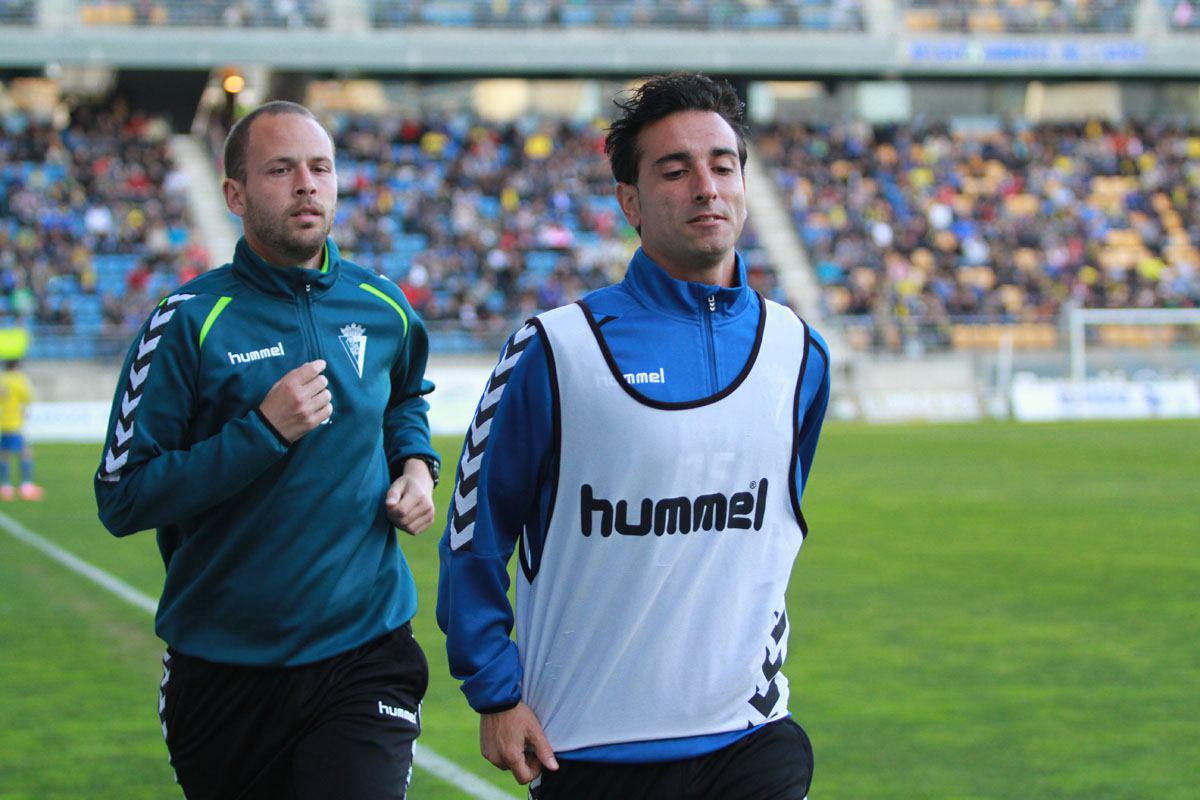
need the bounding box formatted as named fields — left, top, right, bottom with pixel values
left=1, top=420, right=1197, bottom=799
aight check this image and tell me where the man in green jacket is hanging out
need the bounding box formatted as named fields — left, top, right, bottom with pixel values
left=95, top=101, right=439, bottom=800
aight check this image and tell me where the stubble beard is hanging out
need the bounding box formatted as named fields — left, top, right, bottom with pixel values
left=677, top=222, right=740, bottom=269
left=245, top=200, right=334, bottom=266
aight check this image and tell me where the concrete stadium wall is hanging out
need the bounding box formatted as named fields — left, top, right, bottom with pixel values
left=25, top=346, right=1200, bottom=442
left=26, top=355, right=497, bottom=441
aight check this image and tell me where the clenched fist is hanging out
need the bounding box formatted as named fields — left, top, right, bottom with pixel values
left=258, top=360, right=332, bottom=443
left=386, top=457, right=436, bottom=534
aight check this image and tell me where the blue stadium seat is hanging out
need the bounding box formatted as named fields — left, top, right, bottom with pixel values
left=93, top=255, right=139, bottom=297
left=395, top=233, right=429, bottom=253
left=477, top=196, right=501, bottom=219
left=421, top=3, right=474, bottom=26
left=742, top=8, right=784, bottom=28
left=380, top=251, right=413, bottom=279
left=524, top=250, right=560, bottom=275
left=561, top=6, right=596, bottom=26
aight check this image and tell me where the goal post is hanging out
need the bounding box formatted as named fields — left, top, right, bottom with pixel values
left=1067, top=306, right=1200, bottom=381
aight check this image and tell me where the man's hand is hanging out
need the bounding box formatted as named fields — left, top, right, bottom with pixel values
left=480, top=702, right=558, bottom=785
left=258, top=360, right=332, bottom=443
left=385, top=458, right=436, bottom=534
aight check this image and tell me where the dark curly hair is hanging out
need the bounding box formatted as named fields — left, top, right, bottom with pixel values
left=604, top=73, right=747, bottom=186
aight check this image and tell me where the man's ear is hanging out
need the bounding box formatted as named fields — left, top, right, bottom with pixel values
left=223, top=178, right=246, bottom=217
left=616, top=181, right=640, bottom=231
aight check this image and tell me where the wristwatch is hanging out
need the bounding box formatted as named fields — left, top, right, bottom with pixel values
left=406, top=454, right=440, bottom=487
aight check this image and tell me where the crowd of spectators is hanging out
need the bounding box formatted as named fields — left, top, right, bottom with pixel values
left=13, top=97, right=1200, bottom=357
left=326, top=110, right=783, bottom=340
left=903, top=0, right=1135, bottom=33
left=757, top=118, right=1200, bottom=347
left=80, top=0, right=327, bottom=27
left=4, top=96, right=779, bottom=352
left=0, top=100, right=207, bottom=348
left=25, top=0, right=1198, bottom=34
left=370, top=0, right=864, bottom=30
left=0, top=0, right=34, bottom=24
left=1166, top=0, right=1200, bottom=30
left=328, top=112, right=623, bottom=339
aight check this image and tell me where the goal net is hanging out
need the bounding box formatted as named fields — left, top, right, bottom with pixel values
left=1067, top=307, right=1200, bottom=381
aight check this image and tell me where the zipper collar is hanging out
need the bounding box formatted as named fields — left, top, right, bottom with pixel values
left=232, top=237, right=340, bottom=299
left=622, top=247, right=753, bottom=321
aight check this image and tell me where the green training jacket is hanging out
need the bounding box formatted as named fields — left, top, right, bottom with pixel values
left=95, top=237, right=438, bottom=666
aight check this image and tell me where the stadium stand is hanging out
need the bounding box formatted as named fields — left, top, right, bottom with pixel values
left=327, top=112, right=621, bottom=339
left=326, top=110, right=785, bottom=344
left=5, top=90, right=782, bottom=356
left=369, top=0, right=865, bottom=30
left=1165, top=0, right=1200, bottom=29
left=902, top=0, right=1135, bottom=33
left=0, top=0, right=35, bottom=24
left=740, top=218, right=787, bottom=305
left=757, top=118, right=1200, bottom=350
left=0, top=100, right=207, bottom=357
left=79, top=0, right=328, bottom=27
left=10, top=86, right=1197, bottom=358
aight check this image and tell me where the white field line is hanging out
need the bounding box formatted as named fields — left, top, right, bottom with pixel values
left=415, top=747, right=524, bottom=800
left=0, top=510, right=520, bottom=800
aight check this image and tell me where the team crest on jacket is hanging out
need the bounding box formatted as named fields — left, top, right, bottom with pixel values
left=339, top=323, right=367, bottom=378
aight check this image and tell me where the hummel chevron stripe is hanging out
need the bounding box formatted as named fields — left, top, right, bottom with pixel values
left=448, top=324, right=535, bottom=551
left=478, top=384, right=505, bottom=413
left=748, top=609, right=789, bottom=719
left=467, top=416, right=493, bottom=449
left=127, top=363, right=150, bottom=391
left=770, top=609, right=788, bottom=643
left=120, top=393, right=142, bottom=418
left=137, top=335, right=162, bottom=361
left=98, top=293, right=195, bottom=483
left=113, top=422, right=133, bottom=447
left=748, top=679, right=781, bottom=718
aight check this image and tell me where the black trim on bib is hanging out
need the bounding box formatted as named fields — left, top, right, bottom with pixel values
left=518, top=316, right=562, bottom=584
left=788, top=319, right=812, bottom=538
left=808, top=325, right=829, bottom=381
left=576, top=295, right=767, bottom=411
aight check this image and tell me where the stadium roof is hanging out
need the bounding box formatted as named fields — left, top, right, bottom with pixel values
left=3, top=26, right=1200, bottom=78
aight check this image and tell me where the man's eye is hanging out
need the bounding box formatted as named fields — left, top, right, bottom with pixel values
left=663, top=170, right=685, bottom=179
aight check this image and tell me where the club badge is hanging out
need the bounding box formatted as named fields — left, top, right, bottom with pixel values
left=339, top=323, right=367, bottom=379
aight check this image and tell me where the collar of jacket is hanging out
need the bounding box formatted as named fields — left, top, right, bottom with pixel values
left=232, top=237, right=341, bottom=299
left=623, top=247, right=754, bottom=321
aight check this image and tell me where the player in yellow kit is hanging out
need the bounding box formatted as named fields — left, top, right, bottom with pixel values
left=0, top=360, right=43, bottom=501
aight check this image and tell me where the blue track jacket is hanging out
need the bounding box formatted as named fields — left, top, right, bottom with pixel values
left=95, top=238, right=438, bottom=667
left=437, top=248, right=830, bottom=762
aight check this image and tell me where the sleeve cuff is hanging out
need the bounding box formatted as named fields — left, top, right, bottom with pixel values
left=254, top=407, right=291, bottom=449
left=460, top=640, right=523, bottom=713
left=388, top=449, right=440, bottom=483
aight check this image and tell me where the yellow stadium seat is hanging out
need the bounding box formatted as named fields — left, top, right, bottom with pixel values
left=904, top=9, right=942, bottom=31
left=1097, top=325, right=1177, bottom=348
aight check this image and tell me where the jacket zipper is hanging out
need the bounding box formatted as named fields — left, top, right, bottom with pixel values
left=301, top=283, right=323, bottom=360
left=704, top=293, right=717, bottom=394
left=302, top=283, right=331, bottom=424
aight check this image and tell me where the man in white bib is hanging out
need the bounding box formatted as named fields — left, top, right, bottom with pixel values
left=438, top=73, right=831, bottom=800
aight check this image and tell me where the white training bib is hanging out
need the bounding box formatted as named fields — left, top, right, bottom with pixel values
left=518, top=299, right=810, bottom=752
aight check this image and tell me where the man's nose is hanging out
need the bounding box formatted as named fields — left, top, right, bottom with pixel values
left=293, top=165, right=317, bottom=195
left=692, top=167, right=718, bottom=201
